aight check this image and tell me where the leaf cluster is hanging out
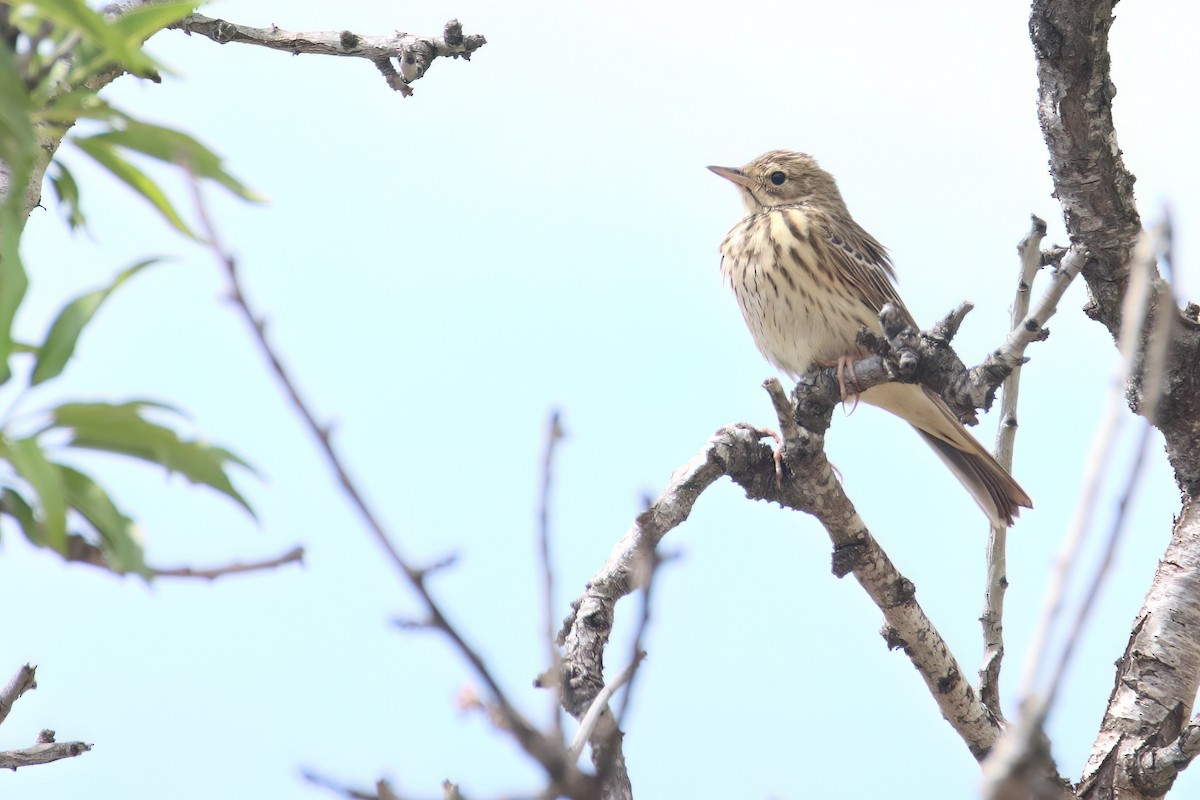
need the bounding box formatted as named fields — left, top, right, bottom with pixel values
left=0, top=1, right=260, bottom=576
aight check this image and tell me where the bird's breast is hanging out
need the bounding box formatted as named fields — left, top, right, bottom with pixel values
left=719, top=207, right=881, bottom=378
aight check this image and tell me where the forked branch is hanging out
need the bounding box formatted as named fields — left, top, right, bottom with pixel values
left=168, top=15, right=486, bottom=96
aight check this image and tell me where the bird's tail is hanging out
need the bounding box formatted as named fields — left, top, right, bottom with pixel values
left=862, top=383, right=1032, bottom=527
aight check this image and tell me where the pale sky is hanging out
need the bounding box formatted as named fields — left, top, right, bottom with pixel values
left=4, top=1, right=1199, bottom=798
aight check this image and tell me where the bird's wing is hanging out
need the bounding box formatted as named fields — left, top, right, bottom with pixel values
left=819, top=214, right=920, bottom=330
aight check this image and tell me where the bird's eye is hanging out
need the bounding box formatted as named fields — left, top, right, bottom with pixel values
left=769, top=171, right=786, bottom=186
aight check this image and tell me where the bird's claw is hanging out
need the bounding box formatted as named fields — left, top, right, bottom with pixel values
left=816, top=355, right=863, bottom=413
left=752, top=426, right=785, bottom=490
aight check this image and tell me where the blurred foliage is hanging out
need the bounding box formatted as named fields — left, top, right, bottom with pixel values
left=0, top=1, right=260, bottom=576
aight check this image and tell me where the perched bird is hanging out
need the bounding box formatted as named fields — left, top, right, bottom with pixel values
left=708, top=150, right=1031, bottom=526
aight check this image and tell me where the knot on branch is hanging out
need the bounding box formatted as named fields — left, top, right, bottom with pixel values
left=212, top=20, right=234, bottom=44
left=881, top=626, right=908, bottom=651
left=880, top=575, right=917, bottom=608
left=832, top=540, right=869, bottom=577
left=399, top=40, right=434, bottom=81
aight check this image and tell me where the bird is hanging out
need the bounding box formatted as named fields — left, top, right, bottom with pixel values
left=708, top=150, right=1031, bottom=527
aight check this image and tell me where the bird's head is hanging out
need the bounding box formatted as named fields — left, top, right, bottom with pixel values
left=708, top=150, right=847, bottom=216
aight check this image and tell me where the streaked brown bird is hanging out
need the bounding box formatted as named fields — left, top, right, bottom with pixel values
left=709, top=150, right=1031, bottom=526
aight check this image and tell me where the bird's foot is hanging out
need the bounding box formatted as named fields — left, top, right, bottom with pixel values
left=750, top=425, right=785, bottom=490
left=815, top=355, right=862, bottom=413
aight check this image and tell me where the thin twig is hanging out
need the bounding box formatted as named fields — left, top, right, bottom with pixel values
left=568, top=652, right=646, bottom=763
left=187, top=181, right=593, bottom=798
left=1018, top=230, right=1163, bottom=707
left=151, top=545, right=305, bottom=580
left=616, top=536, right=672, bottom=727
left=979, top=215, right=1046, bottom=719
left=967, top=245, right=1086, bottom=386
left=1044, top=419, right=1153, bottom=699
left=537, top=409, right=565, bottom=738
left=1018, top=368, right=1123, bottom=703
left=301, top=768, right=381, bottom=800
left=1042, top=227, right=1169, bottom=707
left=51, top=534, right=305, bottom=580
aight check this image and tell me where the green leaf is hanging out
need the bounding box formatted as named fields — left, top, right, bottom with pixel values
left=0, top=31, right=36, bottom=386
left=85, top=119, right=263, bottom=202
left=52, top=401, right=257, bottom=518
left=31, top=0, right=157, bottom=77
left=110, top=1, right=197, bottom=45
left=0, top=436, right=68, bottom=551
left=32, top=259, right=159, bottom=385
left=1, top=487, right=44, bottom=547
left=73, top=136, right=197, bottom=237
left=0, top=207, right=30, bottom=386
left=48, top=161, right=86, bottom=231
left=31, top=0, right=125, bottom=52
left=0, top=35, right=37, bottom=192
left=57, top=464, right=147, bottom=575
left=34, top=88, right=114, bottom=126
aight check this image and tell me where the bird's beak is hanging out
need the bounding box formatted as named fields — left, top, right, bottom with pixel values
left=707, top=165, right=754, bottom=189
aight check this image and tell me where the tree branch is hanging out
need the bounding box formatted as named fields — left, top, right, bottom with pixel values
left=558, top=268, right=1085, bottom=787
left=0, top=731, right=92, bottom=770
left=53, top=533, right=305, bottom=580
left=561, top=403, right=1007, bottom=766
left=1132, top=714, right=1200, bottom=793
left=150, top=545, right=305, bottom=580
left=188, top=182, right=595, bottom=799
left=979, top=215, right=1048, bottom=720
left=1030, top=2, right=1200, bottom=796
left=1030, top=0, right=1140, bottom=322
left=537, top=409, right=565, bottom=739
left=1077, top=499, right=1200, bottom=798
left=168, top=15, right=486, bottom=97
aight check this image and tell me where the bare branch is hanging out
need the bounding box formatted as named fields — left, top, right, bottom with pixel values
left=993, top=227, right=1174, bottom=799
left=569, top=652, right=645, bottom=763
left=558, top=423, right=758, bottom=797
left=150, top=545, right=306, bottom=580
left=958, top=245, right=1086, bottom=413
left=1030, top=0, right=1141, bottom=327
left=561, top=375, right=1033, bottom=768
left=50, top=534, right=305, bottom=580
left=1042, top=229, right=1170, bottom=701
left=168, top=15, right=486, bottom=96
left=765, top=377, right=1005, bottom=756
left=615, top=542, right=670, bottom=729
left=301, top=768, right=382, bottom=800
left=537, top=410, right=566, bottom=738
left=557, top=290, right=1088, bottom=782
left=979, top=215, right=1047, bottom=719
left=187, top=182, right=595, bottom=798
left=1077, top=500, right=1200, bottom=797
left=1028, top=3, right=1200, bottom=794
left=0, top=730, right=92, bottom=770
